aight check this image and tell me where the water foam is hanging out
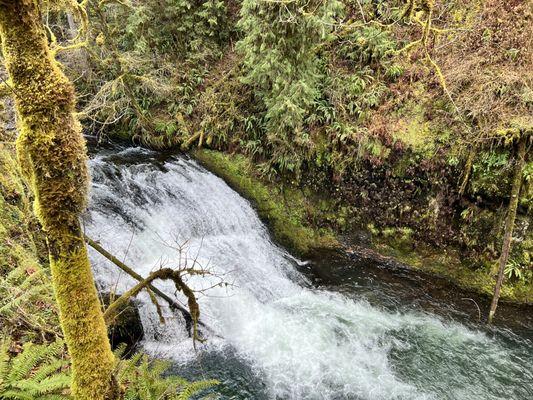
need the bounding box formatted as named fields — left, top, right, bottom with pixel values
left=86, top=148, right=533, bottom=400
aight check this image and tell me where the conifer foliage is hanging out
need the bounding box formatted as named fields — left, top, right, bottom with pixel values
left=237, top=0, right=342, bottom=174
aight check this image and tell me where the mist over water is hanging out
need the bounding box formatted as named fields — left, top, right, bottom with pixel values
left=86, top=147, right=533, bottom=400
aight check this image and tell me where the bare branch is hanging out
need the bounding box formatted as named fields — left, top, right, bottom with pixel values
left=51, top=41, right=88, bottom=56
left=0, top=81, right=11, bottom=98
left=85, top=235, right=220, bottom=341
left=103, top=267, right=206, bottom=344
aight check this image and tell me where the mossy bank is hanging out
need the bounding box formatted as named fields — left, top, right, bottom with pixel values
left=193, top=149, right=339, bottom=257
left=194, top=149, right=532, bottom=304
left=55, top=0, right=531, bottom=304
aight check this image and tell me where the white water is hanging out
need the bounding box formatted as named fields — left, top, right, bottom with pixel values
left=86, top=147, right=533, bottom=400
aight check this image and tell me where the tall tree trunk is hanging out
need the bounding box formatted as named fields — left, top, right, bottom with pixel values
left=487, top=134, right=527, bottom=324
left=0, top=1, right=119, bottom=399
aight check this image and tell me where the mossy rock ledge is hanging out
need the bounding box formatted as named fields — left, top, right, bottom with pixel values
left=193, top=149, right=532, bottom=305
left=193, top=149, right=340, bottom=258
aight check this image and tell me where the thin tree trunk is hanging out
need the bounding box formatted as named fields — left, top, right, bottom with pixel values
left=0, top=1, right=119, bottom=399
left=459, top=146, right=476, bottom=196
left=66, top=12, right=77, bottom=39
left=488, top=135, right=526, bottom=324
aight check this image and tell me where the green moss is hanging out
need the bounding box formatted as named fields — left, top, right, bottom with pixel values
left=394, top=116, right=435, bottom=155
left=0, top=141, right=40, bottom=275
left=372, top=233, right=532, bottom=304
left=50, top=245, right=117, bottom=399
left=0, top=2, right=118, bottom=398
left=0, top=138, right=62, bottom=341
left=194, top=149, right=339, bottom=257
left=196, top=148, right=532, bottom=303
left=386, top=87, right=458, bottom=164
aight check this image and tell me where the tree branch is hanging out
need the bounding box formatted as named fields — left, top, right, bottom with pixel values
left=103, top=267, right=205, bottom=344
left=85, top=235, right=211, bottom=336
left=104, top=268, right=171, bottom=324
left=488, top=134, right=528, bottom=323
left=51, top=41, right=88, bottom=57
left=0, top=79, right=14, bottom=97
left=180, top=131, right=202, bottom=150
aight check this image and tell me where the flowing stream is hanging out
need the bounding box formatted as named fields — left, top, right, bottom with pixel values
left=86, top=146, right=533, bottom=400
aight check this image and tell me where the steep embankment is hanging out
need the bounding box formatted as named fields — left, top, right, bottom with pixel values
left=194, top=148, right=532, bottom=304
left=65, top=0, right=531, bottom=302
left=185, top=1, right=532, bottom=304
left=0, top=126, right=60, bottom=342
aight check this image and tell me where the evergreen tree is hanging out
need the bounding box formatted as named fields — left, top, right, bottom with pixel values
left=237, top=0, right=342, bottom=175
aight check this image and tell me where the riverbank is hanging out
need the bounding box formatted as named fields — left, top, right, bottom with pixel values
left=87, top=144, right=533, bottom=400
left=193, top=149, right=340, bottom=257
left=60, top=0, right=532, bottom=307
left=194, top=148, right=532, bottom=305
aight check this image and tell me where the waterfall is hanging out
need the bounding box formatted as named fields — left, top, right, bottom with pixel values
left=86, top=146, right=533, bottom=400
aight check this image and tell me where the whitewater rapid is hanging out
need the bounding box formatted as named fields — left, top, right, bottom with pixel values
left=85, top=147, right=533, bottom=400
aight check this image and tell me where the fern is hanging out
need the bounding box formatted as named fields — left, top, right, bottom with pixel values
left=504, top=259, right=525, bottom=281
left=115, top=348, right=219, bottom=400
left=176, top=380, right=219, bottom=400
left=0, top=340, right=70, bottom=400
left=0, top=262, right=59, bottom=339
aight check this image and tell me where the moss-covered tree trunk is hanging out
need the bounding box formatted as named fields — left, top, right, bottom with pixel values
left=487, top=134, right=527, bottom=324
left=0, top=1, right=119, bottom=399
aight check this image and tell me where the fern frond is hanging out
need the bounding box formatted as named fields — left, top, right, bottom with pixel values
left=0, top=262, right=59, bottom=338
left=113, top=343, right=128, bottom=360
left=0, top=340, right=70, bottom=400
left=30, top=359, right=66, bottom=382
left=117, top=350, right=218, bottom=400
left=34, top=374, right=71, bottom=394
left=10, top=379, right=41, bottom=396
left=0, top=340, right=10, bottom=381
left=7, top=343, right=48, bottom=382
left=0, top=388, right=35, bottom=399
left=176, top=379, right=219, bottom=400
left=39, top=395, right=70, bottom=400
left=4, top=263, right=28, bottom=283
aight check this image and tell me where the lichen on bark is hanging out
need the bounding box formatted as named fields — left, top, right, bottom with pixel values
left=0, top=1, right=118, bottom=399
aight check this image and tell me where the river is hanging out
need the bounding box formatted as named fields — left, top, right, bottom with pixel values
left=85, top=145, right=533, bottom=400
